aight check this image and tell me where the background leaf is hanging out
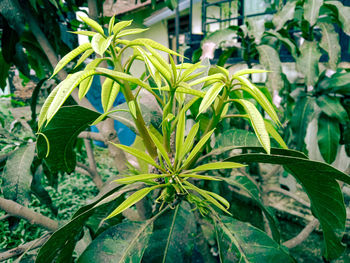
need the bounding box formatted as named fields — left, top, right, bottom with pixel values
left=303, top=0, right=323, bottom=26
left=318, top=22, right=340, bottom=70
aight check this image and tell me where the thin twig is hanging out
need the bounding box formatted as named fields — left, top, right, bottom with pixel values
left=265, top=186, right=310, bottom=208
left=0, top=233, right=51, bottom=261
left=0, top=198, right=58, bottom=231
left=283, top=218, right=319, bottom=248
left=76, top=162, right=103, bottom=190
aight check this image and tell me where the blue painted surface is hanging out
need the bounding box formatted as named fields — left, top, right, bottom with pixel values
left=86, top=76, right=136, bottom=147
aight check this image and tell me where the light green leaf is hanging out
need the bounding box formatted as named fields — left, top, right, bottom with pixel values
left=2, top=144, right=35, bottom=205
left=96, top=68, right=152, bottom=92
left=79, top=58, right=105, bottom=99
left=119, top=38, right=181, bottom=56
left=51, top=43, right=91, bottom=78
left=228, top=148, right=350, bottom=260
left=108, top=15, right=115, bottom=36
left=38, top=85, right=59, bottom=130
left=128, top=100, right=137, bottom=119
left=272, top=0, right=297, bottom=30
left=69, top=31, right=96, bottom=37
left=106, top=185, right=162, bottom=219
left=159, top=85, right=205, bottom=97
left=111, top=143, right=161, bottom=170
left=235, top=76, right=281, bottom=126
left=79, top=15, right=105, bottom=36
left=148, top=131, right=173, bottom=169
left=115, top=174, right=166, bottom=184
left=179, top=174, right=222, bottom=181
left=256, top=45, right=283, bottom=91
left=182, top=129, right=215, bottom=169
left=101, top=78, right=120, bottom=112
left=184, top=181, right=231, bottom=214
left=296, top=41, right=321, bottom=87
left=90, top=108, right=128, bottom=126
left=47, top=70, right=97, bottom=123
left=112, top=20, right=133, bottom=35
left=175, top=109, right=186, bottom=163
left=324, top=1, right=350, bottom=36
left=317, top=113, right=340, bottom=164
left=303, top=0, right=323, bottom=26
left=179, top=122, right=200, bottom=162
left=187, top=162, right=245, bottom=173
left=74, top=49, right=94, bottom=69
left=233, top=99, right=270, bottom=154
left=316, top=95, right=348, bottom=123
left=198, top=83, right=225, bottom=115
left=188, top=73, right=225, bottom=87
left=318, top=22, right=340, bottom=70
left=233, top=69, right=269, bottom=78
left=91, top=34, right=113, bottom=56
left=214, top=216, right=293, bottom=262
left=117, top=28, right=148, bottom=38
left=264, top=120, right=288, bottom=149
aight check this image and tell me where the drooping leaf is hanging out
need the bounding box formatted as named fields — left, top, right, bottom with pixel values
left=215, top=129, right=261, bottom=149
left=214, top=216, right=293, bottom=262
left=318, top=22, right=340, bottom=70
left=296, top=41, right=321, bottom=87
left=324, top=1, right=350, bottom=36
left=265, top=31, right=298, bottom=60
left=233, top=99, right=270, bottom=154
left=233, top=69, right=269, bottom=78
left=142, top=202, right=196, bottom=262
left=115, top=174, right=166, bottom=184
left=51, top=43, right=91, bottom=78
left=2, top=143, right=35, bottom=205
left=37, top=106, right=100, bottom=173
left=198, top=83, right=225, bottom=115
left=290, top=95, right=315, bottom=150
left=117, top=28, right=148, bottom=38
left=119, top=38, right=181, bottom=56
left=272, top=0, right=297, bottom=30
left=74, top=49, right=94, bottom=69
left=91, top=34, right=113, bottom=56
left=187, top=162, right=245, bottom=173
left=38, top=85, right=59, bottom=130
left=79, top=59, right=105, bottom=99
left=220, top=176, right=280, bottom=242
left=36, top=185, right=133, bottom=263
left=101, top=78, right=120, bottom=112
left=78, top=221, right=153, bottom=263
left=256, top=45, right=283, bottom=91
left=317, top=113, right=340, bottom=164
left=316, top=95, right=348, bottom=123
left=227, top=148, right=350, bottom=260
left=79, top=15, right=105, bottom=36
left=264, top=120, right=288, bottom=149
left=303, top=0, right=323, bottom=26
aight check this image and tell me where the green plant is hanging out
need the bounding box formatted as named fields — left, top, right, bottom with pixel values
left=31, top=15, right=350, bottom=262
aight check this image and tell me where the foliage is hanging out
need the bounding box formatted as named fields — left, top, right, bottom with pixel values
left=30, top=15, right=350, bottom=262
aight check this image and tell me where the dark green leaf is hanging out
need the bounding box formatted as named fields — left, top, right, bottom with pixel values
left=317, top=113, right=340, bottom=164
left=318, top=22, right=340, bottom=70
left=0, top=51, right=10, bottom=91
left=37, top=106, right=100, bottom=173
left=214, top=216, right=293, bottom=262
left=2, top=143, right=35, bottom=205
left=226, top=148, right=349, bottom=260
left=324, top=1, right=350, bottom=36
left=303, top=0, right=323, bottom=26
left=316, top=95, right=348, bottom=123
left=272, top=1, right=297, bottom=30
left=142, top=202, right=196, bottom=263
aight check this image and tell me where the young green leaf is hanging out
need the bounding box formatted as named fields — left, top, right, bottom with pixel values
left=181, top=129, right=215, bottom=170
left=108, top=15, right=115, bottom=36
left=188, top=73, right=225, bottom=87
left=233, top=68, right=270, bottom=77
left=117, top=28, right=148, bottom=38
left=111, top=143, right=163, bottom=171
left=186, top=162, right=246, bottom=173
left=101, top=78, right=120, bottom=112
left=38, top=85, right=59, bottom=130
left=179, top=123, right=199, bottom=162
left=106, top=186, right=161, bottom=219
left=119, top=38, right=181, bottom=56
left=51, top=43, right=91, bottom=78
left=68, top=30, right=96, bottom=37
left=79, top=15, right=105, bottom=36
left=115, top=174, right=167, bottom=184
left=198, top=82, right=225, bottom=115
left=264, top=120, right=288, bottom=149
left=91, top=34, right=113, bottom=56
left=128, top=100, right=137, bottom=119
left=90, top=108, right=129, bottom=126
left=204, top=190, right=230, bottom=210
left=79, top=58, right=105, bottom=99
left=159, top=85, right=205, bottom=98
left=233, top=99, right=270, bottom=154
left=47, top=70, right=97, bottom=123
left=175, top=109, right=186, bottom=163
left=112, top=20, right=133, bottom=35
left=169, top=55, right=177, bottom=81
left=148, top=130, right=173, bottom=169
left=216, top=65, right=229, bottom=79
left=179, top=174, right=222, bottom=181
left=74, top=49, right=94, bottom=69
